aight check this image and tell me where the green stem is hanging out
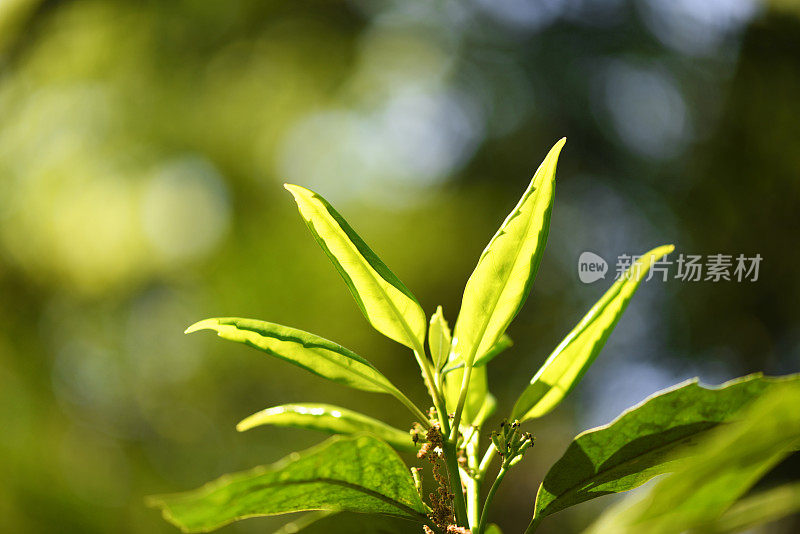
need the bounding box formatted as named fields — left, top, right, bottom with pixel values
left=449, top=363, right=474, bottom=442
left=476, top=466, right=507, bottom=534
left=477, top=443, right=498, bottom=479
left=443, top=440, right=469, bottom=527
left=465, top=436, right=480, bottom=528
left=412, top=348, right=449, bottom=432
left=411, top=345, right=464, bottom=527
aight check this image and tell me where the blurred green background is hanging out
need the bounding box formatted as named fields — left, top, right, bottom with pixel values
left=1, top=0, right=799, bottom=532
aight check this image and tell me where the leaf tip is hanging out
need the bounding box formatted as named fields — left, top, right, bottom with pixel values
left=550, top=137, right=567, bottom=158
left=646, top=244, right=675, bottom=259
left=283, top=183, right=309, bottom=197
left=185, top=318, right=220, bottom=335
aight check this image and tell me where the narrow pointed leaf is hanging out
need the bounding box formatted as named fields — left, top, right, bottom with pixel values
left=237, top=403, right=416, bottom=453
left=147, top=435, right=429, bottom=533
left=512, top=244, right=674, bottom=422
left=285, top=184, right=426, bottom=351
left=428, top=306, right=451, bottom=370
left=186, top=318, right=399, bottom=394
left=584, top=383, right=800, bottom=534
left=274, top=511, right=421, bottom=534
left=532, top=373, right=800, bottom=524
left=451, top=139, right=565, bottom=367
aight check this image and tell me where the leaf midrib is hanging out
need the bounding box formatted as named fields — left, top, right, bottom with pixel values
left=462, top=172, right=549, bottom=367
left=240, top=477, right=427, bottom=519
left=235, top=326, right=397, bottom=394
left=310, top=200, right=423, bottom=352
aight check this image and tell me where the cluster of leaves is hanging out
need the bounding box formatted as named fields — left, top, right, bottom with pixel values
left=148, top=140, right=800, bottom=534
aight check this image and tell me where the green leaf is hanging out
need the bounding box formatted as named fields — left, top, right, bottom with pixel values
left=451, top=139, right=565, bottom=367
left=274, top=511, right=421, bottom=534
left=584, top=383, right=800, bottom=534
left=285, top=184, right=427, bottom=351
left=147, top=435, right=429, bottom=533
left=428, top=305, right=451, bottom=370
left=186, top=317, right=399, bottom=394
left=511, top=244, right=674, bottom=422
left=473, top=333, right=513, bottom=368
left=237, top=403, right=416, bottom=453
left=444, top=334, right=514, bottom=374
left=485, top=524, right=503, bottom=534
left=532, top=373, right=799, bottom=524
left=690, top=482, right=800, bottom=534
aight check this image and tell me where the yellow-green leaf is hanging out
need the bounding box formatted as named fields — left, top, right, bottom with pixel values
left=147, top=435, right=429, bottom=533
left=285, top=184, right=426, bottom=351
left=186, top=317, right=398, bottom=394
left=237, top=403, right=416, bottom=453
left=428, top=306, right=452, bottom=370
left=452, top=139, right=565, bottom=367
left=511, top=244, right=674, bottom=421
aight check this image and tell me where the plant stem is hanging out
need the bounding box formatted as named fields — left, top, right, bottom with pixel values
left=476, top=465, right=507, bottom=534
left=411, top=345, right=466, bottom=527
left=477, top=443, right=498, bottom=479
left=412, top=348, right=449, bottom=432
left=465, top=436, right=480, bottom=528
left=449, top=363, right=474, bottom=442
left=443, top=440, right=469, bottom=527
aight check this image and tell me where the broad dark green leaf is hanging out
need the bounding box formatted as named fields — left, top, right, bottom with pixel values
left=690, top=481, right=800, bottom=534
left=274, top=511, right=421, bottom=534
left=511, top=245, right=673, bottom=422
left=147, top=435, right=429, bottom=533
left=532, top=374, right=800, bottom=525
left=186, top=317, right=399, bottom=394
left=451, top=139, right=565, bottom=367
left=428, top=305, right=451, bottom=370
left=237, top=403, right=416, bottom=453
left=584, top=383, right=800, bottom=534
left=285, top=184, right=426, bottom=351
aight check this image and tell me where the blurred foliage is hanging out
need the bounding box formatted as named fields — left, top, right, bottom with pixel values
left=1, top=0, right=799, bottom=532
